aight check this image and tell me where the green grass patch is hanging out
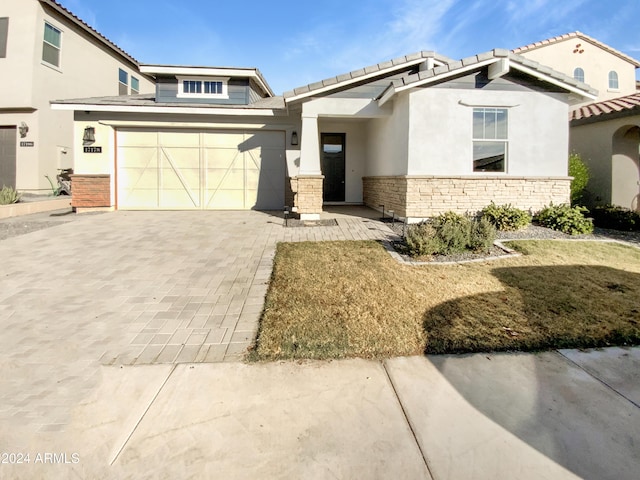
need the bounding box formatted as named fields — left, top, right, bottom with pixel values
left=251, top=240, right=640, bottom=360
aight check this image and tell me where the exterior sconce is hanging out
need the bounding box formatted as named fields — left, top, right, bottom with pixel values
left=291, top=131, right=299, bottom=146
left=83, top=126, right=96, bottom=144
left=18, top=122, right=29, bottom=138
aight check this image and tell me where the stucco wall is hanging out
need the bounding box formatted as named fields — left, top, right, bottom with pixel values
left=366, top=92, right=410, bottom=176
left=406, top=86, right=570, bottom=177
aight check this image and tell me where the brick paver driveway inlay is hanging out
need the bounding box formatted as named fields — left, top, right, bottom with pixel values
left=0, top=209, right=395, bottom=431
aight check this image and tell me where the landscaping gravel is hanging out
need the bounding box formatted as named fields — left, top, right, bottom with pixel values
left=0, top=209, right=79, bottom=241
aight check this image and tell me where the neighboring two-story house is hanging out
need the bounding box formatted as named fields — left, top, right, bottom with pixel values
left=0, top=0, right=153, bottom=193
left=514, top=32, right=640, bottom=211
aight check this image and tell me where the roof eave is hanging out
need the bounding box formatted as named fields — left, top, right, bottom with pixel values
left=50, top=102, right=283, bottom=116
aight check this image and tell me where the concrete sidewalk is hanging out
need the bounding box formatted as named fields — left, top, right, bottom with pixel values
left=1, top=348, right=638, bottom=479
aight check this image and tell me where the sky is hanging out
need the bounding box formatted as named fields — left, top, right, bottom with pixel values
left=59, top=0, right=640, bottom=95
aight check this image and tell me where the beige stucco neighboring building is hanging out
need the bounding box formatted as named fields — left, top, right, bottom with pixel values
left=0, top=0, right=153, bottom=193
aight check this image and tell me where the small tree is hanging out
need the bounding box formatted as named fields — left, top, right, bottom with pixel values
left=569, top=152, right=589, bottom=205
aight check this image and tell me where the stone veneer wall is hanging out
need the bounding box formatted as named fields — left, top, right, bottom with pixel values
left=291, top=175, right=324, bottom=215
left=70, top=174, right=111, bottom=208
left=363, top=176, right=571, bottom=220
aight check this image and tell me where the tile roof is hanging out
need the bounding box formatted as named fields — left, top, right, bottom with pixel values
left=512, top=31, right=640, bottom=68
left=283, top=51, right=454, bottom=100
left=570, top=93, right=640, bottom=123
left=39, top=0, right=140, bottom=66
left=378, top=49, right=598, bottom=101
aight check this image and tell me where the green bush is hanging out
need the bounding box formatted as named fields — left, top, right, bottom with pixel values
left=480, top=202, right=531, bottom=231
left=535, top=203, right=593, bottom=235
left=404, top=212, right=497, bottom=257
left=569, top=153, right=590, bottom=205
left=0, top=186, right=21, bottom=205
left=591, top=205, right=640, bottom=231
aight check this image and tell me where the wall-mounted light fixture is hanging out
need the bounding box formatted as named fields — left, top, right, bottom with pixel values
left=18, top=122, right=29, bottom=138
left=291, top=130, right=299, bottom=146
left=83, top=126, right=96, bottom=144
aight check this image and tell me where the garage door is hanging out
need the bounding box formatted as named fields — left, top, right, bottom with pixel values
left=116, top=129, right=285, bottom=210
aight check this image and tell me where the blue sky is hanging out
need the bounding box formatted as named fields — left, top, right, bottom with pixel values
left=60, top=0, right=640, bottom=95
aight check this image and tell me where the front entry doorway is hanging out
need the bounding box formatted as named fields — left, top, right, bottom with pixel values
left=0, top=126, right=17, bottom=189
left=321, top=133, right=345, bottom=202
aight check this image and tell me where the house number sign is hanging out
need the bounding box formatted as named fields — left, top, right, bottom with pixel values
left=83, top=146, right=102, bottom=153
left=20, top=141, right=35, bottom=147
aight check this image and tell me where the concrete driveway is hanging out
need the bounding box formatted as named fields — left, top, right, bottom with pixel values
left=1, top=209, right=639, bottom=478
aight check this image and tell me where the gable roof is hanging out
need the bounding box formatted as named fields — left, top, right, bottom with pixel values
left=283, top=51, right=453, bottom=102
left=570, top=93, right=640, bottom=124
left=39, top=0, right=140, bottom=67
left=377, top=49, right=598, bottom=106
left=512, top=31, right=640, bottom=68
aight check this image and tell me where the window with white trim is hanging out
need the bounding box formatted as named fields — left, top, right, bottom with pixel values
left=573, top=67, right=584, bottom=83
left=472, top=108, right=508, bottom=173
left=118, top=68, right=128, bottom=95
left=608, top=71, right=619, bottom=90
left=131, top=76, right=139, bottom=94
left=177, top=76, right=229, bottom=99
left=42, top=22, right=61, bottom=67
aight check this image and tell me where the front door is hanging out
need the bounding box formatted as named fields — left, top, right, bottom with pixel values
left=0, top=126, right=17, bottom=189
left=321, top=133, right=345, bottom=202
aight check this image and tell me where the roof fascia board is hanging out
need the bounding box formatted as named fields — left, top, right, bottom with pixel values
left=50, top=103, right=280, bottom=116
left=286, top=57, right=445, bottom=103
left=510, top=63, right=598, bottom=100
left=97, top=120, right=294, bottom=130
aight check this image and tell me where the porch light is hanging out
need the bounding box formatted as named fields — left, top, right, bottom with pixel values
left=83, top=126, right=96, bottom=144
left=291, top=131, right=298, bottom=146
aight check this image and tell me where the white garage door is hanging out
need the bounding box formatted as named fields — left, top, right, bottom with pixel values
left=116, top=128, right=285, bottom=210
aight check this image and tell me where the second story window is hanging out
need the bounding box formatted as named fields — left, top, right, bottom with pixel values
left=0, top=18, right=8, bottom=58
left=177, top=76, right=228, bottom=99
left=42, top=22, right=61, bottom=68
left=608, top=71, right=619, bottom=90
left=573, top=67, right=584, bottom=83
left=119, top=69, right=128, bottom=95
left=131, top=76, right=140, bottom=94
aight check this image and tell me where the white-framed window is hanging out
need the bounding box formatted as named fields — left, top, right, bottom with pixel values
left=608, top=71, right=619, bottom=90
left=42, top=22, right=61, bottom=68
left=131, top=76, right=139, bottom=94
left=472, top=108, right=508, bottom=173
left=573, top=67, right=584, bottom=83
left=118, top=68, right=128, bottom=95
left=177, top=76, right=229, bottom=99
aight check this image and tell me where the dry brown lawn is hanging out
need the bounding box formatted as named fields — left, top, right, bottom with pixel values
left=251, top=240, right=640, bottom=360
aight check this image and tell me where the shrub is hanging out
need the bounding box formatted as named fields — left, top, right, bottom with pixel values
left=404, top=212, right=497, bottom=257
left=0, top=186, right=21, bottom=205
left=480, top=202, right=531, bottom=231
left=591, top=205, right=640, bottom=231
left=569, top=153, right=590, bottom=205
left=535, top=203, right=594, bottom=235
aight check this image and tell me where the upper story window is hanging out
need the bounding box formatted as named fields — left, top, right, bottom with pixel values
left=472, top=108, right=508, bottom=173
left=608, top=71, right=619, bottom=90
left=119, top=69, right=128, bottom=95
left=42, top=22, right=61, bottom=68
left=131, top=76, right=140, bottom=94
left=177, top=76, right=229, bottom=99
left=573, top=67, right=584, bottom=83
left=0, top=18, right=8, bottom=58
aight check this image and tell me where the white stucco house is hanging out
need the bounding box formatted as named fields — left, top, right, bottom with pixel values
left=515, top=32, right=640, bottom=211
left=0, top=0, right=153, bottom=193
left=52, top=48, right=596, bottom=221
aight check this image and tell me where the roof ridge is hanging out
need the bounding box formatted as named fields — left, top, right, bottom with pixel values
left=512, top=31, right=640, bottom=68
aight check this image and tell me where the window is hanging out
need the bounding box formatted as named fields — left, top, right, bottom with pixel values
left=608, top=71, right=619, bottom=90
left=472, top=108, right=508, bottom=173
left=131, top=76, right=139, bottom=94
left=42, top=22, right=61, bottom=67
left=118, top=68, right=128, bottom=95
left=0, top=18, right=8, bottom=58
left=177, top=76, right=228, bottom=98
left=573, top=67, right=584, bottom=83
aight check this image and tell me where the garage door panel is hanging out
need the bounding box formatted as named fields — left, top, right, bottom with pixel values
left=158, top=131, right=200, bottom=147
left=160, top=189, right=199, bottom=209
left=204, top=148, right=239, bottom=169
left=203, top=131, right=245, bottom=148
left=247, top=132, right=285, bottom=149
left=119, top=168, right=158, bottom=190
left=206, top=189, right=244, bottom=209
left=118, top=130, right=158, bottom=146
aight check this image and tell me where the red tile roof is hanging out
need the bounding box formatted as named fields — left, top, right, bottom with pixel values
left=39, top=0, right=140, bottom=66
left=513, top=31, right=640, bottom=68
left=570, top=93, right=640, bottom=122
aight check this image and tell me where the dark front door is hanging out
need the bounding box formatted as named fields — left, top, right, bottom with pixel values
left=321, top=133, right=345, bottom=202
left=0, top=126, right=17, bottom=189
